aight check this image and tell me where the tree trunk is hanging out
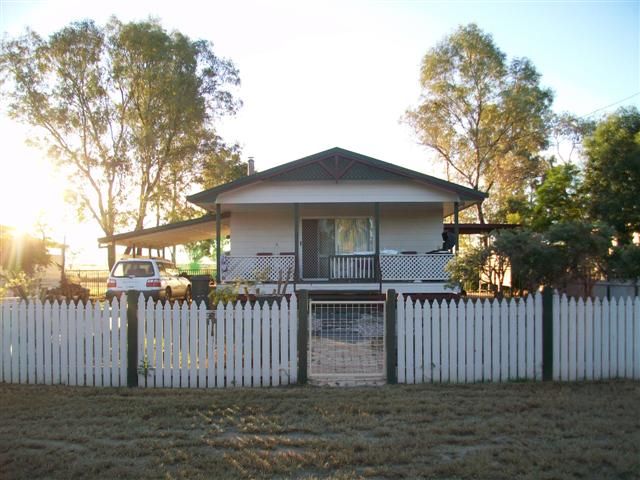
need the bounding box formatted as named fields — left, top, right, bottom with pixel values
left=107, top=243, right=116, bottom=270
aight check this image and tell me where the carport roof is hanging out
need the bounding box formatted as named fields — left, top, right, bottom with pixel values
left=98, top=213, right=229, bottom=249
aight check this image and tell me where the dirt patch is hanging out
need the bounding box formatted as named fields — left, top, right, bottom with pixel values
left=0, top=381, right=638, bottom=479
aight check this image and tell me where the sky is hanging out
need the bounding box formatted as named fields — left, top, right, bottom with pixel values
left=0, top=0, right=638, bottom=267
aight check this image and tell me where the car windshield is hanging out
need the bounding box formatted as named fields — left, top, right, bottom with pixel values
left=111, top=261, right=154, bottom=278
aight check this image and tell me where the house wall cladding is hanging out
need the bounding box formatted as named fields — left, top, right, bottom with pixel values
left=228, top=203, right=444, bottom=256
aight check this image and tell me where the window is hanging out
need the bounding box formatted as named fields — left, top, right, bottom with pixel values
left=111, top=261, right=154, bottom=278
left=316, top=218, right=374, bottom=255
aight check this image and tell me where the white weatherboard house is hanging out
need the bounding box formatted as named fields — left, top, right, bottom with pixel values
left=100, top=147, right=487, bottom=296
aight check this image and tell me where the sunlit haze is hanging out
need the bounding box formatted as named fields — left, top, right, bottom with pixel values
left=1, top=0, right=638, bottom=267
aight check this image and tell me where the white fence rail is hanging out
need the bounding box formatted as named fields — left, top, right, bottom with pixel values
left=137, top=295, right=298, bottom=388
left=397, top=293, right=640, bottom=384
left=397, top=294, right=543, bottom=383
left=1, top=299, right=127, bottom=386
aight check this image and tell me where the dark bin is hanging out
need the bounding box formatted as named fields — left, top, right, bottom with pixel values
left=190, top=275, right=212, bottom=308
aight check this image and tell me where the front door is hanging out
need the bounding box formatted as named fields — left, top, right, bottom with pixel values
left=301, top=219, right=335, bottom=279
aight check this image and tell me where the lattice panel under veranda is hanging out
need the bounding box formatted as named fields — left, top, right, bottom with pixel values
left=308, top=301, right=385, bottom=383
left=380, top=254, right=453, bottom=281
left=222, top=255, right=295, bottom=282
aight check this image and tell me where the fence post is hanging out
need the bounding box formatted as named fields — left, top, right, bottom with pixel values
left=386, top=289, right=397, bottom=384
left=542, top=287, right=554, bottom=381
left=297, top=289, right=309, bottom=385
left=126, top=291, right=139, bottom=387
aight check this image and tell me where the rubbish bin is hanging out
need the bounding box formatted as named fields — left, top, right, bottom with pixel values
left=190, top=275, right=212, bottom=308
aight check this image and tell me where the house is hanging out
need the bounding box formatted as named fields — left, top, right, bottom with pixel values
left=99, top=147, right=487, bottom=296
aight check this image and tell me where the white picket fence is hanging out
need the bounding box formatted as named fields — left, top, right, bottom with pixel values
left=137, top=295, right=298, bottom=388
left=0, top=299, right=127, bottom=386
left=397, top=293, right=640, bottom=384
left=552, top=295, right=640, bottom=381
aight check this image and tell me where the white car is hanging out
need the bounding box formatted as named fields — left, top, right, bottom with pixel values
left=106, top=258, right=192, bottom=303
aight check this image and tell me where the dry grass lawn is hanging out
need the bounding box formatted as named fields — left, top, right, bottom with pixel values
left=0, top=381, right=638, bottom=479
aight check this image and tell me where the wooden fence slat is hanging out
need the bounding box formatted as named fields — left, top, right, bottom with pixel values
left=243, top=303, right=252, bottom=387
left=593, top=298, right=602, bottom=380
left=280, top=299, right=290, bottom=385
left=179, top=303, right=189, bottom=387
left=69, top=303, right=78, bottom=386
left=449, top=300, right=458, bottom=382
left=60, top=299, right=69, bottom=385
left=206, top=306, right=215, bottom=388
left=525, top=296, right=534, bottom=380
left=500, top=299, right=509, bottom=382
left=252, top=303, right=261, bottom=387
left=440, top=301, right=449, bottom=383
left=171, top=302, right=180, bottom=388
left=3, top=301, right=14, bottom=382
left=154, top=302, right=163, bottom=388
left=585, top=298, right=594, bottom=381
left=51, top=301, right=61, bottom=384
left=232, top=302, right=242, bottom=387
left=18, top=301, right=27, bottom=384
left=36, top=300, right=46, bottom=384
left=459, top=300, right=469, bottom=383
left=508, top=299, right=517, bottom=381
left=609, top=297, right=618, bottom=378
left=0, top=301, right=6, bottom=383
left=535, top=293, right=543, bottom=380
left=431, top=301, right=440, bottom=383
left=198, top=303, right=207, bottom=388
left=634, top=297, right=640, bottom=380
left=602, top=298, right=611, bottom=379
left=414, top=299, right=423, bottom=384
left=466, top=299, right=475, bottom=382
left=617, top=298, right=626, bottom=378
left=223, top=301, right=233, bottom=387
left=473, top=299, right=482, bottom=382
left=94, top=302, right=104, bottom=387
left=423, top=300, right=432, bottom=383
left=216, top=302, right=225, bottom=388
left=189, top=302, right=198, bottom=388
left=77, top=302, right=86, bottom=386
left=559, top=295, right=569, bottom=381
left=517, top=299, right=526, bottom=380
left=289, top=294, right=298, bottom=384
left=625, top=297, right=633, bottom=379
left=261, top=302, right=270, bottom=387
left=162, top=301, right=171, bottom=388
left=43, top=301, right=52, bottom=385
left=82, top=303, right=91, bottom=386
left=104, top=299, right=114, bottom=386
left=406, top=298, right=415, bottom=384
left=144, top=299, right=154, bottom=388
left=87, top=302, right=97, bottom=387
left=271, top=301, right=280, bottom=387
left=568, top=297, right=577, bottom=381
left=482, top=299, right=491, bottom=381
left=118, top=297, right=127, bottom=386
left=490, top=300, right=499, bottom=382
left=27, top=300, right=36, bottom=384
left=397, top=295, right=406, bottom=383
left=577, top=298, right=585, bottom=380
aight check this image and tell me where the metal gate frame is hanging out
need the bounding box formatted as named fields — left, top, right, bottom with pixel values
left=308, top=300, right=386, bottom=382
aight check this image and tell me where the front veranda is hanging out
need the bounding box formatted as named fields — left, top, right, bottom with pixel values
left=214, top=202, right=459, bottom=295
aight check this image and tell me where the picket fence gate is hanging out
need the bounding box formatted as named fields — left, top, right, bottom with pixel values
left=137, top=296, right=298, bottom=388
left=396, top=292, right=640, bottom=384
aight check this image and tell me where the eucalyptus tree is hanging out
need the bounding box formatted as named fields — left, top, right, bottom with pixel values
left=0, top=18, right=240, bottom=267
left=406, top=24, right=554, bottom=223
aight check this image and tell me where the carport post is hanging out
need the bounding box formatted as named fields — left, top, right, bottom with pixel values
left=126, top=290, right=139, bottom=387
left=385, top=289, right=397, bottom=384
left=297, top=289, right=309, bottom=385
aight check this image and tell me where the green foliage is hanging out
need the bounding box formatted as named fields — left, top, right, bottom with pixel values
left=528, top=163, right=585, bottom=231
left=208, top=285, right=238, bottom=306
left=0, top=19, right=241, bottom=267
left=583, top=107, right=640, bottom=244
left=406, top=23, right=554, bottom=223
left=607, top=244, right=640, bottom=280
left=0, top=270, right=43, bottom=300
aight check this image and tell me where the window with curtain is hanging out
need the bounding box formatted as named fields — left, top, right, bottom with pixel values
left=335, top=218, right=374, bottom=254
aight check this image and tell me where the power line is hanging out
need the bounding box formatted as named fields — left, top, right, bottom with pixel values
left=579, top=91, right=640, bottom=118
